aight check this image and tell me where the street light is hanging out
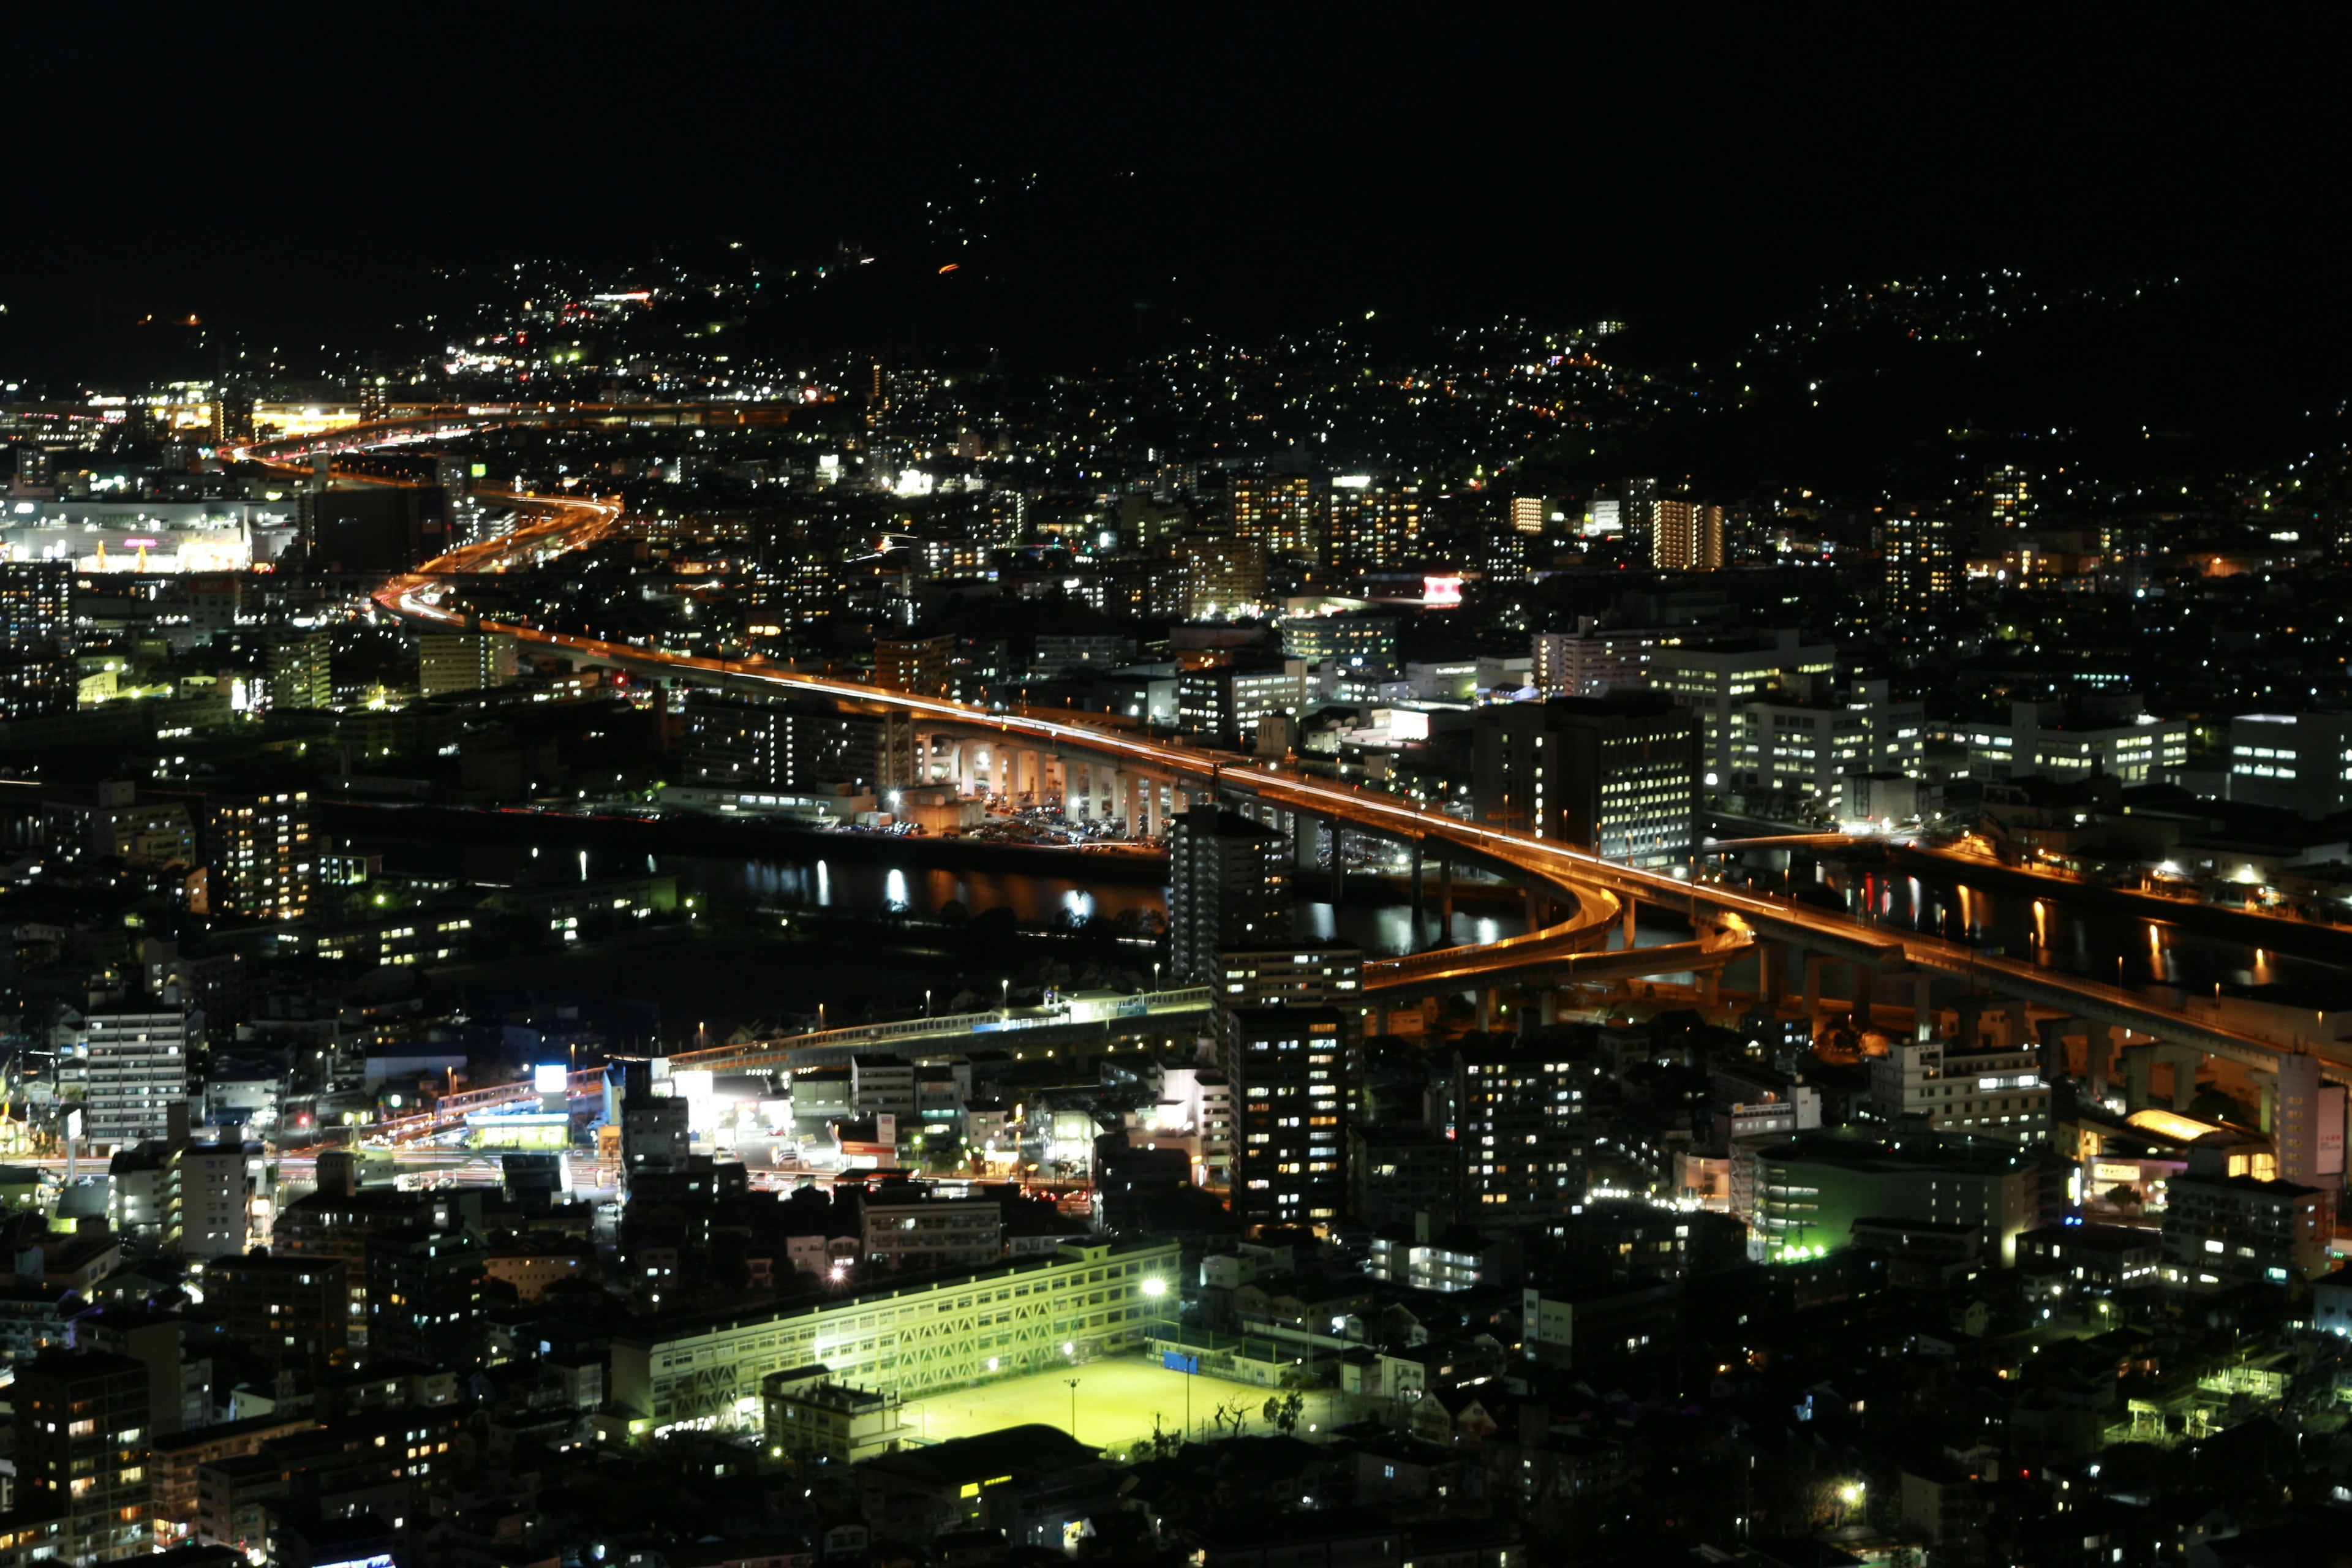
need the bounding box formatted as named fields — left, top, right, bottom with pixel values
left=1065, top=1378, right=1081, bottom=1441
left=1001, top=978, right=1011, bottom=1014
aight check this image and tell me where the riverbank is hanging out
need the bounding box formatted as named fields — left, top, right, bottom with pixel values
left=318, top=801, right=1171, bottom=881
left=1871, top=842, right=2352, bottom=970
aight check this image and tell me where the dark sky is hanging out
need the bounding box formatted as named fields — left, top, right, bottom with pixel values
left=2, top=9, right=2346, bottom=382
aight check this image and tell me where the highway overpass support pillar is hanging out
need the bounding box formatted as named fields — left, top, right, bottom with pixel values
left=1437, top=858, right=1455, bottom=946
left=2122, top=1041, right=2202, bottom=1112
left=1292, top=812, right=1321, bottom=871
left=1409, top=840, right=1427, bottom=950
left=2033, top=1016, right=2079, bottom=1082
left=1755, top=939, right=1790, bottom=1005
left=1540, top=989, right=1560, bottom=1026
left=1478, top=989, right=1495, bottom=1033
left=1621, top=897, right=1638, bottom=951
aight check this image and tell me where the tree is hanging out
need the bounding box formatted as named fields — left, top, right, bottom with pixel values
left=1262, top=1390, right=1305, bottom=1435
left=1210, top=1398, right=1252, bottom=1439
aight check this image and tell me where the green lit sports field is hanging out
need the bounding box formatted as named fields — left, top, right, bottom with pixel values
left=898, top=1357, right=1345, bottom=1455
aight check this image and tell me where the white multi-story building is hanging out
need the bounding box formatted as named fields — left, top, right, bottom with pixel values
left=170, top=1142, right=255, bottom=1259
left=860, top=1194, right=1005, bottom=1272
left=1869, top=1039, right=2049, bottom=1143
left=1958, top=700, right=2191, bottom=787
left=80, top=1006, right=193, bottom=1147
left=1531, top=619, right=1667, bottom=698
left=1645, top=631, right=1837, bottom=790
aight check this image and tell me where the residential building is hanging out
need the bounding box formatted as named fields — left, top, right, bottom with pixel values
left=1471, top=692, right=1699, bottom=865
left=12, top=1348, right=154, bottom=1564
left=204, top=1254, right=349, bottom=1371
left=1530, top=619, right=1664, bottom=698
left=206, top=791, right=314, bottom=921
left=1221, top=1005, right=1348, bottom=1231
left=859, top=1191, right=1005, bottom=1271
left=1168, top=809, right=1291, bottom=984
left=1882, top=511, right=1960, bottom=615
left=1325, top=476, right=1422, bottom=570
left=266, top=630, right=333, bottom=712
left=168, top=1142, right=252, bottom=1259
left=1452, top=1041, right=1590, bottom=1233
left=0, top=559, right=72, bottom=647
left=1232, top=473, right=1319, bottom=560
left=1179, top=528, right=1267, bottom=620
left=364, top=1221, right=487, bottom=1366
left=1650, top=499, right=1724, bottom=571
left=2162, top=1155, right=2329, bottom=1290
left=875, top=633, right=955, bottom=696
left=80, top=1006, right=192, bottom=1147
left=2016, top=1223, right=2162, bottom=1295
left=1348, top=1125, right=1461, bottom=1229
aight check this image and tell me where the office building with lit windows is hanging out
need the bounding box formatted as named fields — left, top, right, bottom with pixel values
left=1221, top=1004, right=1348, bottom=1231
left=1644, top=630, right=1837, bottom=789
left=1471, top=692, right=1698, bottom=865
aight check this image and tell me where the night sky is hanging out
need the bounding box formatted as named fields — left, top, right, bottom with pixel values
left=2, top=10, right=2346, bottom=385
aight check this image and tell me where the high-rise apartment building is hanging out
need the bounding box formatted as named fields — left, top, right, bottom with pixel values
left=81, top=1006, right=192, bottom=1147
left=1532, top=619, right=1664, bottom=698
left=12, top=1348, right=155, bottom=1564
left=1, top=559, right=72, bottom=647
left=168, top=1142, right=253, bottom=1259
left=366, top=1220, right=489, bottom=1366
left=266, top=630, right=333, bottom=711
left=1472, top=693, right=1700, bottom=865
left=207, top=791, right=314, bottom=920
left=1510, top=495, right=1549, bottom=535
left=1231, top=473, right=1319, bottom=559
left=1167, top=809, right=1290, bottom=984
left=1221, top=1004, right=1348, bottom=1231
left=1619, top=476, right=1659, bottom=556
left=205, top=1253, right=350, bottom=1371
left=1983, top=463, right=2031, bottom=530
left=1179, top=528, right=1267, bottom=620
left=1650, top=499, right=1725, bottom=571
left=1453, top=1039, right=1593, bottom=1233
left=1882, top=512, right=1959, bottom=615
left=1325, top=476, right=1422, bottom=570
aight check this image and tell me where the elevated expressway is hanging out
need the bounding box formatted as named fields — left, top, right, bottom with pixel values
left=303, top=438, right=2352, bottom=1088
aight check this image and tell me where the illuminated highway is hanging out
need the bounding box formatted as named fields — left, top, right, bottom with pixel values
left=234, top=418, right=2352, bottom=1089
